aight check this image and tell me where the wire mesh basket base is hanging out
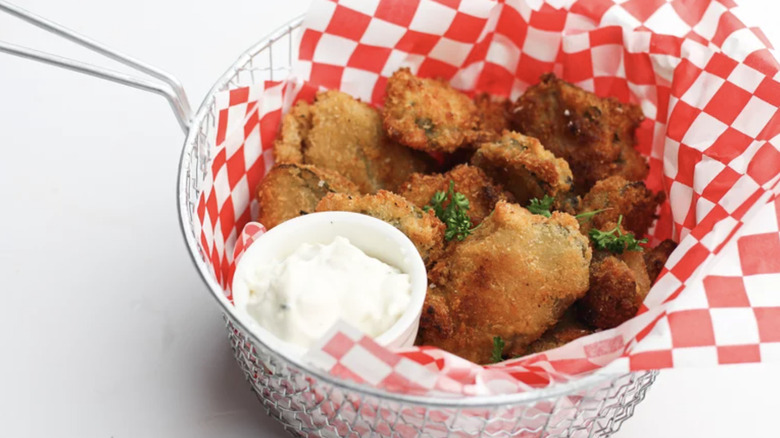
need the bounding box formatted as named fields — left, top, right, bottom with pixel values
left=225, top=316, right=656, bottom=438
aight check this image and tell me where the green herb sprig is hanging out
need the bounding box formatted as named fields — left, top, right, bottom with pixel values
left=491, top=336, right=505, bottom=363
left=425, top=180, right=478, bottom=241
left=575, top=208, right=611, bottom=221
left=527, top=195, right=554, bottom=217
left=588, top=215, right=647, bottom=254
left=528, top=195, right=611, bottom=222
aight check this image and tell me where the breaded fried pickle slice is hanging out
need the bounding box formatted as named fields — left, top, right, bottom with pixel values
left=383, top=68, right=479, bottom=153
left=525, top=309, right=594, bottom=355
left=398, top=164, right=514, bottom=226
left=315, top=191, right=445, bottom=266
left=511, top=73, right=647, bottom=192
left=273, top=90, right=430, bottom=193
left=474, top=93, right=511, bottom=140
left=257, top=163, right=359, bottom=229
left=614, top=139, right=649, bottom=183
left=578, top=246, right=651, bottom=330
left=471, top=131, right=574, bottom=206
left=417, top=202, right=592, bottom=364
left=644, top=239, right=677, bottom=283
left=578, top=175, right=664, bottom=238
left=274, top=100, right=310, bottom=164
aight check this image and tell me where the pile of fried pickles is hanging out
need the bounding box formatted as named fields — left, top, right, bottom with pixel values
left=258, top=68, right=677, bottom=364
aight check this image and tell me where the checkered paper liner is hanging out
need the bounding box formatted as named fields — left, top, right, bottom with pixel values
left=194, top=0, right=780, bottom=396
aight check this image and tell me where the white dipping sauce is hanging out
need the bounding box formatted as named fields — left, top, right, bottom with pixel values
left=241, top=236, right=411, bottom=348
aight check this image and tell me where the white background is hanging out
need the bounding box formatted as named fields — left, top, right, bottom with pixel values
left=0, top=1, right=778, bottom=437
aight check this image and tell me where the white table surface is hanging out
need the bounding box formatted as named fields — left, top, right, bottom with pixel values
left=0, top=1, right=777, bottom=437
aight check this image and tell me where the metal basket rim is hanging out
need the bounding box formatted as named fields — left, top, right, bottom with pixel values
left=176, top=14, right=643, bottom=409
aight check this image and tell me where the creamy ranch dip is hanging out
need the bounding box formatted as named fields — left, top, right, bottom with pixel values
left=239, top=236, right=411, bottom=348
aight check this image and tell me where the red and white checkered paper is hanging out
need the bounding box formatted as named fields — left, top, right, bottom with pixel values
left=194, top=0, right=780, bottom=396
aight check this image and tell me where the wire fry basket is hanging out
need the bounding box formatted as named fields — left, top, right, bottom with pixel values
left=0, top=4, right=657, bottom=436
left=177, top=18, right=657, bottom=438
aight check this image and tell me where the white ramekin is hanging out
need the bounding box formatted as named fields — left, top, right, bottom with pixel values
left=231, top=212, right=428, bottom=360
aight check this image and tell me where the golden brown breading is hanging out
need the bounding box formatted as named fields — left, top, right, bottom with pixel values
left=471, top=131, right=574, bottom=206
left=577, top=243, right=651, bottom=330
left=614, top=140, right=649, bottom=183
left=578, top=175, right=664, bottom=238
left=383, top=68, right=479, bottom=153
left=644, top=239, right=678, bottom=283
left=553, top=193, right=582, bottom=216
left=417, top=202, right=592, bottom=364
left=474, top=93, right=511, bottom=140
left=511, top=73, right=647, bottom=193
left=525, top=309, right=594, bottom=355
left=417, top=292, right=453, bottom=342
left=256, top=163, right=360, bottom=230
left=398, top=164, right=514, bottom=226
left=273, top=90, right=430, bottom=193
left=274, top=100, right=309, bottom=164
left=315, top=191, right=445, bottom=266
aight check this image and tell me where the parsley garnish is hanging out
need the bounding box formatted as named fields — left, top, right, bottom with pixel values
left=588, top=215, right=647, bottom=254
left=491, top=336, right=505, bottom=363
left=528, top=195, right=611, bottom=222
left=527, top=195, right=554, bottom=217
left=575, top=208, right=611, bottom=221
left=424, top=180, right=477, bottom=241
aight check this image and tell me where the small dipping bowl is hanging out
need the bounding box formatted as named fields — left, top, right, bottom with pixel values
left=231, top=212, right=428, bottom=360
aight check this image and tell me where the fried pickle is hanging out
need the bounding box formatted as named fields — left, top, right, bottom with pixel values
left=315, top=191, right=445, bottom=266
left=644, top=239, right=678, bottom=283
left=525, top=309, right=594, bottom=355
left=383, top=68, right=479, bottom=153
left=577, top=233, right=652, bottom=330
left=256, top=163, right=360, bottom=230
left=511, top=73, right=647, bottom=192
left=274, top=100, right=310, bottom=164
left=418, top=202, right=592, bottom=364
left=398, top=164, right=514, bottom=226
left=471, top=131, right=574, bottom=206
left=273, top=90, right=430, bottom=193
left=474, top=93, right=511, bottom=139
left=578, top=175, right=664, bottom=238
left=433, top=95, right=511, bottom=170
left=614, top=140, right=649, bottom=183
left=553, top=193, right=581, bottom=216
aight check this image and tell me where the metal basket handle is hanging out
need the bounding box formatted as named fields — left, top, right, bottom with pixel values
left=0, top=0, right=192, bottom=133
